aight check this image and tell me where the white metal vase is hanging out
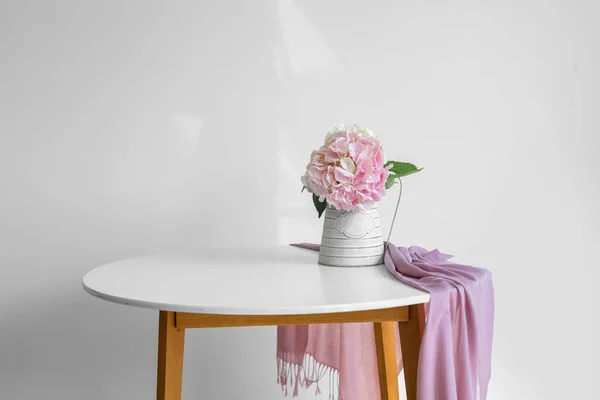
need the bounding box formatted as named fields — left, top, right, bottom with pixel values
left=318, top=204, right=385, bottom=267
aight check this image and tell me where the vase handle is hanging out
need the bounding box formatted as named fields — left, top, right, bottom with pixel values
left=385, top=178, right=403, bottom=253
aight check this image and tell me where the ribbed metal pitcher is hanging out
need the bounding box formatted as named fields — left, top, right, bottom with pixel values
left=318, top=204, right=385, bottom=267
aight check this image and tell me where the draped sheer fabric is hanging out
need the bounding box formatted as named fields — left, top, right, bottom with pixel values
left=277, top=243, right=494, bottom=400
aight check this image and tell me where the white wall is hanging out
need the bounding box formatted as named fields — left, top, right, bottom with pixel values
left=1, top=1, right=598, bottom=399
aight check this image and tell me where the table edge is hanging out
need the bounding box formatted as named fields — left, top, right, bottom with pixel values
left=82, top=279, right=430, bottom=315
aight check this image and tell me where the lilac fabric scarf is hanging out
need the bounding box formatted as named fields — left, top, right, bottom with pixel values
left=277, top=243, right=494, bottom=400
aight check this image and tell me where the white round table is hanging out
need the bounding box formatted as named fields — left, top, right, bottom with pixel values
left=82, top=246, right=428, bottom=400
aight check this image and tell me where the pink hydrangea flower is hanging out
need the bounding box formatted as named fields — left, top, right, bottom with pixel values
left=301, top=125, right=390, bottom=211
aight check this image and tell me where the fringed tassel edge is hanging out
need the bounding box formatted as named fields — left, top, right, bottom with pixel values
left=277, top=352, right=340, bottom=399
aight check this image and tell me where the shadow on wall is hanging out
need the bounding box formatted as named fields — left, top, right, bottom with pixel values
left=0, top=285, right=156, bottom=400
left=0, top=276, right=281, bottom=400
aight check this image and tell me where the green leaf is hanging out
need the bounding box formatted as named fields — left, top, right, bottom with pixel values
left=385, top=161, right=423, bottom=177
left=301, top=186, right=306, bottom=193
left=385, top=173, right=397, bottom=190
left=312, top=193, right=327, bottom=218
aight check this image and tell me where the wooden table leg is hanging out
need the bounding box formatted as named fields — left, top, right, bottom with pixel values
left=374, top=321, right=400, bottom=400
left=157, top=311, right=186, bottom=400
left=398, top=304, right=425, bottom=400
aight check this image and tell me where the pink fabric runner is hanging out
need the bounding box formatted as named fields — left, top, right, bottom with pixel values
left=277, top=243, right=494, bottom=400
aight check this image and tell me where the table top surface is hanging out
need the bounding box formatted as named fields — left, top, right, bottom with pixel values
left=82, top=246, right=430, bottom=315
